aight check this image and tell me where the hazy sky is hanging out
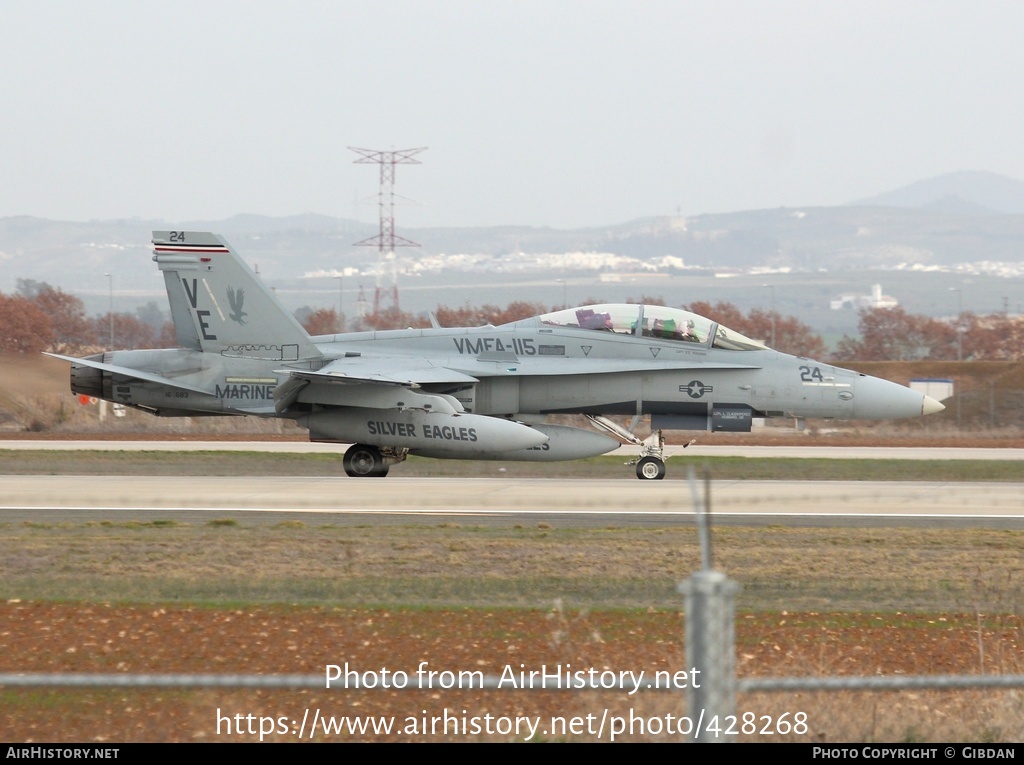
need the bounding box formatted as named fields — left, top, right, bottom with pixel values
left=3, top=1, right=1024, bottom=229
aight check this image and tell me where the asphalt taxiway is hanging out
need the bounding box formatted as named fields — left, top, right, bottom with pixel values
left=1, top=475, right=1021, bottom=529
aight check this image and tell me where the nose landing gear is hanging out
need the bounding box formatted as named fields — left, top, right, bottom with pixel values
left=636, top=455, right=667, bottom=480
left=585, top=415, right=688, bottom=480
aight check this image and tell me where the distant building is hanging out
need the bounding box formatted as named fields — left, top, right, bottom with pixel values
left=830, top=283, right=898, bottom=311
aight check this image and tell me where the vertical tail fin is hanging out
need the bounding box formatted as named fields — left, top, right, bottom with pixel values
left=152, top=231, right=322, bottom=361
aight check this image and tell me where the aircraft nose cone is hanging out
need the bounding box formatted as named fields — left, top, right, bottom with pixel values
left=851, top=375, right=948, bottom=420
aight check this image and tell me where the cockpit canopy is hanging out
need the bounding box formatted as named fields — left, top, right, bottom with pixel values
left=537, top=304, right=768, bottom=351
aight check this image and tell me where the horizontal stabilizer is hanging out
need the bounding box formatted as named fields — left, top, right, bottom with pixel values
left=44, top=353, right=213, bottom=395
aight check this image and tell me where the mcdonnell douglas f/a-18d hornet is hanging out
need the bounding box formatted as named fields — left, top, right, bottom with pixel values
left=50, top=231, right=944, bottom=479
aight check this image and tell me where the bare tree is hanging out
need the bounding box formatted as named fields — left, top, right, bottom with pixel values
left=0, top=293, right=52, bottom=353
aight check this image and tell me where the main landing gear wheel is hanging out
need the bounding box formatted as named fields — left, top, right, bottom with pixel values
left=636, top=456, right=666, bottom=480
left=343, top=444, right=389, bottom=477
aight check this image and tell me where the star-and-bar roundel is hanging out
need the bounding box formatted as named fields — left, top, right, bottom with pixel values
left=682, top=380, right=713, bottom=399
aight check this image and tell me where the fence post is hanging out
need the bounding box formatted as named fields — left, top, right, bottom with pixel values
left=680, top=569, right=740, bottom=742
left=680, top=468, right=740, bottom=741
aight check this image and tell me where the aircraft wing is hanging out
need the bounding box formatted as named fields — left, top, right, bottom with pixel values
left=274, top=356, right=479, bottom=415
left=286, top=356, right=479, bottom=387
left=44, top=352, right=214, bottom=395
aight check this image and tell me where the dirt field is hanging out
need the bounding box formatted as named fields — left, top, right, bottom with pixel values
left=2, top=519, right=1023, bottom=743
left=3, top=603, right=1022, bottom=742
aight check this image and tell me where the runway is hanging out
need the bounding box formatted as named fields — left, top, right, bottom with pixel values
left=1, top=475, right=1021, bottom=529
left=3, top=439, right=1023, bottom=460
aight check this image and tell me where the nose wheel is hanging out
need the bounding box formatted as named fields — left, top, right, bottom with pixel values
left=636, top=456, right=666, bottom=480
left=584, top=416, right=683, bottom=480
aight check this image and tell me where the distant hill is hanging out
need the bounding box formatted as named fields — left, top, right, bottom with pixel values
left=849, top=170, right=1024, bottom=215
left=3, top=171, right=1024, bottom=300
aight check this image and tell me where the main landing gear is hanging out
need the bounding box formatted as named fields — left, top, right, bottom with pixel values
left=343, top=444, right=388, bottom=477
left=342, top=444, right=409, bottom=477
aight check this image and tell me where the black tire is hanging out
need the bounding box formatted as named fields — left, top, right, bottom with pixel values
left=343, top=444, right=389, bottom=477
left=636, top=456, right=666, bottom=480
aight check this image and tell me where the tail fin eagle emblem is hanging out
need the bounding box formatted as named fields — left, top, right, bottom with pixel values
left=227, top=286, right=247, bottom=325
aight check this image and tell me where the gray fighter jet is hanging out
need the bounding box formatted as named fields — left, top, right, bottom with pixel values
left=49, top=231, right=944, bottom=479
